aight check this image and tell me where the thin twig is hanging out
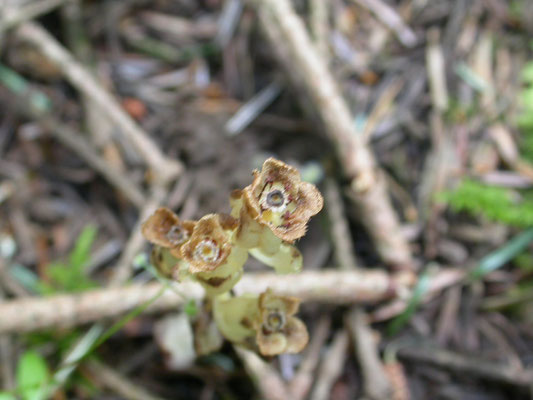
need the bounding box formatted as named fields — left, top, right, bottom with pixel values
left=309, top=330, right=349, bottom=400
left=397, top=344, right=533, bottom=387
left=0, top=64, right=147, bottom=208
left=289, top=315, right=331, bottom=400
left=234, top=346, right=291, bottom=400
left=309, top=0, right=329, bottom=60
left=426, top=29, right=449, bottom=111
left=346, top=308, right=392, bottom=400
left=225, top=81, right=282, bottom=136
left=349, top=0, right=417, bottom=47
left=0, top=268, right=446, bottom=334
left=61, top=0, right=121, bottom=160
left=84, top=359, right=169, bottom=400
left=109, top=184, right=167, bottom=286
left=370, top=268, right=466, bottom=322
left=251, top=0, right=414, bottom=270
left=324, top=178, right=359, bottom=270
left=0, top=0, right=68, bottom=33
left=43, top=117, right=147, bottom=209
left=0, top=285, right=14, bottom=391
left=14, top=22, right=183, bottom=184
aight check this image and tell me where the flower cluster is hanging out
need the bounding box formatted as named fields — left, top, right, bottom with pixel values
left=142, top=158, right=323, bottom=355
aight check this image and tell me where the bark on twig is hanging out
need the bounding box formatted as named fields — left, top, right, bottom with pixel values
left=13, top=22, right=183, bottom=184
left=325, top=178, right=359, bottom=270
left=369, top=268, right=465, bottom=322
left=349, top=0, right=417, bottom=48
left=346, top=309, right=392, bottom=400
left=0, top=0, right=68, bottom=33
left=0, top=268, right=432, bottom=334
left=84, top=359, right=169, bottom=400
left=251, top=0, right=413, bottom=270
left=234, top=346, right=291, bottom=400
left=397, top=345, right=533, bottom=387
left=310, top=330, right=350, bottom=400
left=289, top=315, right=331, bottom=400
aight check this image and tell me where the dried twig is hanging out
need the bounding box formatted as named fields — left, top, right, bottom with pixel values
left=0, top=61, right=146, bottom=208
left=370, top=268, right=465, bottom=322
left=289, top=315, right=331, bottom=400
left=84, top=359, right=168, bottom=400
left=234, top=346, right=291, bottom=400
left=310, top=330, right=350, bottom=400
left=324, top=178, right=359, bottom=270
left=13, top=22, right=183, bottom=184
left=61, top=0, right=121, bottom=163
left=225, top=81, right=282, bottom=136
left=426, top=29, right=449, bottom=111
left=0, top=0, right=68, bottom=33
left=349, top=0, right=417, bottom=47
left=0, top=285, right=14, bottom=391
left=42, top=117, right=147, bottom=209
left=346, top=308, right=392, bottom=400
left=109, top=184, right=167, bottom=286
left=251, top=0, right=413, bottom=270
left=309, top=0, right=329, bottom=60
left=0, top=268, right=441, bottom=334
left=397, top=345, right=533, bottom=387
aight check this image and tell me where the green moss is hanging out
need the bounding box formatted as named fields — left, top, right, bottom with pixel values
left=439, top=179, right=533, bottom=227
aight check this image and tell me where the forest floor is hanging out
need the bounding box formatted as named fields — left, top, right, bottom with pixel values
left=1, top=0, right=533, bottom=399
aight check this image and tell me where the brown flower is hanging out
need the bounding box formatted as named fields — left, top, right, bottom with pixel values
left=141, top=208, right=195, bottom=258
left=240, top=158, right=323, bottom=242
left=180, top=214, right=241, bottom=273
left=253, top=289, right=308, bottom=356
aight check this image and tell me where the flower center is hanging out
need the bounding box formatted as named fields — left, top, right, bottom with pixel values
left=267, top=190, right=285, bottom=206
left=166, top=225, right=188, bottom=246
left=265, top=311, right=285, bottom=331
left=194, top=239, right=220, bottom=263
left=262, top=188, right=288, bottom=213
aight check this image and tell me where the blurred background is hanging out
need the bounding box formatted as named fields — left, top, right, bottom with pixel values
left=1, top=0, right=533, bottom=399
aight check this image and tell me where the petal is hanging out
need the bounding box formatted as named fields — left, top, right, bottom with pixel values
left=256, top=330, right=287, bottom=356
left=284, top=317, right=309, bottom=353
left=181, top=214, right=233, bottom=272
left=142, top=208, right=188, bottom=248
left=259, top=289, right=300, bottom=317
left=297, top=182, right=324, bottom=219
left=240, top=158, right=323, bottom=242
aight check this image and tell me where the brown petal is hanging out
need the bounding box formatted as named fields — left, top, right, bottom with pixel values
left=181, top=214, right=232, bottom=272
left=141, top=208, right=195, bottom=251
left=241, top=158, right=323, bottom=242
left=259, top=289, right=300, bottom=317
left=256, top=330, right=287, bottom=356
left=283, top=317, right=309, bottom=353
left=297, top=182, right=324, bottom=219
left=260, top=158, right=300, bottom=184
